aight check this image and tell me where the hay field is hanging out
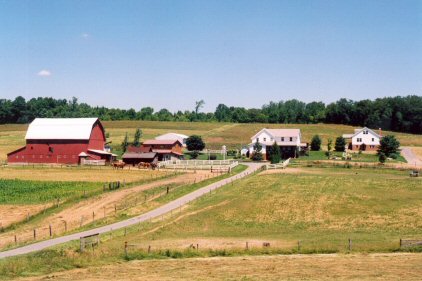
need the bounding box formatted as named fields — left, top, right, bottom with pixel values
left=1, top=121, right=421, bottom=160
left=0, top=166, right=167, bottom=183
left=14, top=253, right=422, bottom=281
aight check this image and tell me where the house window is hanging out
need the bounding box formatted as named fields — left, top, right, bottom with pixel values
left=263, top=137, right=266, bottom=142
left=256, top=138, right=259, bottom=142
left=281, top=137, right=284, bottom=141
left=372, top=138, right=374, bottom=141
left=357, top=138, right=362, bottom=142
left=363, top=130, right=368, bottom=134
left=270, top=138, right=273, bottom=142
left=290, top=137, right=293, bottom=141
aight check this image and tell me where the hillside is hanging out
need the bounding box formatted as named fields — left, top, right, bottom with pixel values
left=1, top=121, right=421, bottom=161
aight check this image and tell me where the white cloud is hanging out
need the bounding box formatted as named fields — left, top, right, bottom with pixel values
left=37, top=70, right=51, bottom=77
left=82, top=33, right=89, bottom=38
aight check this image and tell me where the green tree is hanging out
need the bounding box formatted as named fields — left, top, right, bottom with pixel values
left=133, top=128, right=142, bottom=147
left=335, top=136, right=346, bottom=152
left=121, top=132, right=129, bottom=152
left=377, top=135, right=400, bottom=157
left=195, top=100, right=205, bottom=116
left=186, top=135, right=205, bottom=159
left=327, top=138, right=333, bottom=152
left=251, top=140, right=263, bottom=161
left=310, top=135, right=322, bottom=151
left=379, top=152, right=387, bottom=163
left=268, top=141, right=281, bottom=164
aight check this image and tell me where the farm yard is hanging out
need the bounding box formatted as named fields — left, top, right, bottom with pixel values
left=0, top=120, right=421, bottom=280
left=1, top=121, right=422, bottom=161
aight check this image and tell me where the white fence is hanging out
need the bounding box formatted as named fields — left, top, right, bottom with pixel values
left=80, top=159, right=106, bottom=166
left=265, top=158, right=291, bottom=170
left=157, top=159, right=238, bottom=172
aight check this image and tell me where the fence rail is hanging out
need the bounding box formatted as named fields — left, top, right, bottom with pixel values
left=81, top=159, right=106, bottom=166
left=400, top=239, right=422, bottom=248
left=158, top=160, right=239, bottom=171
left=265, top=158, right=291, bottom=170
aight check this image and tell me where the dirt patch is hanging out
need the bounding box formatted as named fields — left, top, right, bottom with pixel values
left=17, top=253, right=422, bottom=281
left=0, top=204, right=49, bottom=228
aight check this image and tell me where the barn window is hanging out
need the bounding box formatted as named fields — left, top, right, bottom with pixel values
left=49, top=147, right=54, bottom=153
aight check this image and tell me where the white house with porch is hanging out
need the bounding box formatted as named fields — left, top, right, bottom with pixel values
left=342, top=127, right=382, bottom=151
left=248, top=128, right=307, bottom=159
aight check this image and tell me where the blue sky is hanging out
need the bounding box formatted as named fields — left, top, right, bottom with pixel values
left=0, top=0, right=421, bottom=112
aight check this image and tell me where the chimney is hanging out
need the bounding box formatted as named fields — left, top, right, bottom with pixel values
left=379, top=128, right=382, bottom=137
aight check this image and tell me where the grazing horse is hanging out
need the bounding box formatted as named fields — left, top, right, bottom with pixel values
left=112, top=161, right=126, bottom=169
left=137, top=162, right=151, bottom=169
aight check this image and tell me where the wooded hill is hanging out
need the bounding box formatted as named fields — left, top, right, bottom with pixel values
left=0, top=95, right=421, bottom=134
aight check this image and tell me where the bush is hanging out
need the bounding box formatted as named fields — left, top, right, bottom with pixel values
left=335, top=136, right=346, bottom=152
left=209, top=155, right=217, bottom=160
left=379, top=152, right=387, bottom=163
left=378, top=135, right=400, bottom=157
left=310, top=135, right=322, bottom=151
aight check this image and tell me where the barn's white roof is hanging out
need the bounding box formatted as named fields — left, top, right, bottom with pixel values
left=25, top=118, right=99, bottom=140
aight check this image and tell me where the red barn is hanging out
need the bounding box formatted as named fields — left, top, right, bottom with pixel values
left=7, top=118, right=114, bottom=165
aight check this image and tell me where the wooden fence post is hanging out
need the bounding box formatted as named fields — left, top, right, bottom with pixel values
left=64, top=220, right=67, bottom=232
left=400, top=238, right=402, bottom=248
left=148, top=245, right=151, bottom=253
left=246, top=241, right=249, bottom=250
left=124, top=241, right=128, bottom=257
left=49, top=224, right=52, bottom=238
left=33, top=229, right=36, bottom=240
left=348, top=238, right=352, bottom=251
left=298, top=240, right=301, bottom=252
left=14, top=235, right=17, bottom=244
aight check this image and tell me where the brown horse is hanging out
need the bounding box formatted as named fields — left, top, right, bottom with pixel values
left=112, top=161, right=126, bottom=169
left=137, top=162, right=151, bottom=169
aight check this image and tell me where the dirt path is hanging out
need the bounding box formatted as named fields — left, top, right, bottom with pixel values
left=0, top=163, right=262, bottom=259
left=401, top=147, right=422, bottom=167
left=0, top=171, right=216, bottom=249
left=17, top=253, right=422, bottom=281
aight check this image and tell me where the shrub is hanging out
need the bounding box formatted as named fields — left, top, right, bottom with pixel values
left=310, top=135, right=322, bottom=151
left=335, top=136, right=346, bottom=152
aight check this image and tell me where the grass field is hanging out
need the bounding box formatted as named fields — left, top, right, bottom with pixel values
left=132, top=166, right=422, bottom=252
left=1, top=121, right=421, bottom=160
left=297, top=150, right=407, bottom=163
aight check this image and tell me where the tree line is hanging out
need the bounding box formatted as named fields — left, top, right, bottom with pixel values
left=0, top=95, right=420, bottom=134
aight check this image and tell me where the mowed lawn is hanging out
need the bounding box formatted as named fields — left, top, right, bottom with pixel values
left=138, top=167, right=422, bottom=252
left=1, top=121, right=421, bottom=160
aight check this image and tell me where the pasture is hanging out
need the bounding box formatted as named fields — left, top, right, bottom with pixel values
left=1, top=121, right=422, bottom=160
left=129, top=166, right=422, bottom=253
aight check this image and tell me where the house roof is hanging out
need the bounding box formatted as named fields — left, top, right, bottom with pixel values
left=128, top=146, right=151, bottom=153
left=143, top=139, right=182, bottom=146
left=25, top=118, right=99, bottom=140
left=122, top=152, right=157, bottom=159
left=78, top=152, right=89, bottom=157
left=155, top=133, right=188, bottom=140
left=251, top=128, right=301, bottom=140
left=343, top=127, right=381, bottom=139
left=152, top=149, right=184, bottom=156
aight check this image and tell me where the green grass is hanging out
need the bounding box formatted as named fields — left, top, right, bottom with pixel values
left=1, top=165, right=421, bottom=279
left=0, top=179, right=102, bottom=204
left=296, top=150, right=406, bottom=163
left=139, top=167, right=422, bottom=252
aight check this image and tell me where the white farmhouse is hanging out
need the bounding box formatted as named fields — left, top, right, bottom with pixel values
left=342, top=127, right=381, bottom=151
left=248, top=128, right=307, bottom=159
left=155, top=133, right=188, bottom=147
